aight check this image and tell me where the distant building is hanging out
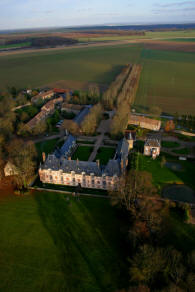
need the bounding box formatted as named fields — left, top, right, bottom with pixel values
left=128, top=115, right=161, bottom=131
left=39, top=136, right=130, bottom=190
left=31, top=90, right=54, bottom=103
left=26, top=97, right=63, bottom=129
left=4, top=162, right=19, bottom=176
left=144, top=137, right=161, bottom=159
left=73, top=105, right=92, bottom=125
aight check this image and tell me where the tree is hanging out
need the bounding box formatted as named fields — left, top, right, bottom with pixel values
left=160, top=156, right=166, bottom=168
left=7, top=139, right=37, bottom=187
left=164, top=120, right=175, bottom=132
left=81, top=103, right=102, bottom=135
left=111, top=170, right=157, bottom=212
left=129, top=245, right=166, bottom=285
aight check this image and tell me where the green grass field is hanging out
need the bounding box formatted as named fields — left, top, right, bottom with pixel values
left=137, top=153, right=195, bottom=190
left=0, top=41, right=31, bottom=49
left=161, top=141, right=180, bottom=148
left=35, top=139, right=59, bottom=161
left=72, top=146, right=93, bottom=161
left=0, top=43, right=195, bottom=114
left=135, top=49, right=195, bottom=114
left=0, top=191, right=125, bottom=291
left=95, top=147, right=116, bottom=165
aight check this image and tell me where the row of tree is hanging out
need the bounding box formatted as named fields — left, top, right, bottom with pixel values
left=102, top=65, right=131, bottom=110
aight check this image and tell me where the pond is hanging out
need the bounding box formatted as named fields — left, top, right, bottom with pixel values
left=162, top=185, right=195, bottom=204
left=165, top=162, right=182, bottom=171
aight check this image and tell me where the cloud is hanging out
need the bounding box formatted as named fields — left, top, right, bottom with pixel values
left=155, top=1, right=195, bottom=8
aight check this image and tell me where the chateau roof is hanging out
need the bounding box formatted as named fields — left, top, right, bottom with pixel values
left=74, top=105, right=92, bottom=125
left=104, top=160, right=121, bottom=176
left=54, top=135, right=76, bottom=158
left=42, top=155, right=102, bottom=176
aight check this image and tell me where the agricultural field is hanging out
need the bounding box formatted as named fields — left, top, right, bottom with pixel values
left=0, top=191, right=125, bottom=292
left=0, top=42, right=195, bottom=114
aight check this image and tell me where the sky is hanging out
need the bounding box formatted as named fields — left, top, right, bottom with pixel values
left=0, top=0, right=195, bottom=30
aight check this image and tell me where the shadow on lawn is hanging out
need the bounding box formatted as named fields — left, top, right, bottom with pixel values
left=34, top=192, right=122, bottom=292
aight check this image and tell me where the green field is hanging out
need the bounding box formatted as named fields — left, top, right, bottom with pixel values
left=0, top=43, right=195, bottom=114
left=0, top=41, right=31, bottom=49
left=164, top=38, right=195, bottom=42
left=35, top=138, right=59, bottom=161
left=161, top=141, right=180, bottom=148
left=135, top=49, right=195, bottom=114
left=72, top=145, right=93, bottom=161
left=0, top=191, right=125, bottom=291
left=95, top=147, right=116, bottom=165
left=137, top=153, right=195, bottom=190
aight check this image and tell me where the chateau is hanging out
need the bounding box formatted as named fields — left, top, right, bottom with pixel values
left=39, top=135, right=131, bottom=190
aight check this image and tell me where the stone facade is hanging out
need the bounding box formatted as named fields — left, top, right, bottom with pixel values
left=144, top=138, right=161, bottom=159
left=129, top=115, right=161, bottom=131
left=39, top=135, right=130, bottom=190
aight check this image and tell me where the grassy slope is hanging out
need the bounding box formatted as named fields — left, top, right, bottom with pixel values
left=0, top=192, right=125, bottom=292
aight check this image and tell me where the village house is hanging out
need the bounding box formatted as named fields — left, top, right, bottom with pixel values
left=4, top=162, right=19, bottom=177
left=26, top=97, right=63, bottom=129
left=31, top=90, right=54, bottom=103
left=129, top=114, right=161, bottom=131
left=144, top=137, right=161, bottom=159
left=39, top=134, right=130, bottom=190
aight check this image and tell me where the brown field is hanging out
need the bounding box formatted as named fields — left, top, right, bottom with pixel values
left=142, top=40, right=195, bottom=52
left=43, top=79, right=108, bottom=92
left=146, top=96, right=195, bottom=115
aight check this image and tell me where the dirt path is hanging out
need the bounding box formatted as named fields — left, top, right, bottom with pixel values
left=88, top=119, right=111, bottom=162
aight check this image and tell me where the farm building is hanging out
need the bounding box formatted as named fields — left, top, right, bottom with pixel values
left=26, top=97, right=63, bottom=128
left=31, top=90, right=54, bottom=103
left=144, top=137, right=161, bottom=159
left=128, top=115, right=161, bottom=131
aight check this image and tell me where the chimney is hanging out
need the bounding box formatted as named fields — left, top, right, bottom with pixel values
left=42, top=152, right=46, bottom=162
left=96, top=160, right=100, bottom=168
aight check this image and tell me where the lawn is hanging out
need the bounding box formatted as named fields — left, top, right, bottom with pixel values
left=35, top=138, right=59, bottom=161
left=173, top=148, right=190, bottom=155
left=161, top=141, right=180, bottom=148
left=137, top=153, right=195, bottom=190
left=0, top=191, right=126, bottom=292
left=72, top=146, right=93, bottom=161
left=95, top=147, right=116, bottom=165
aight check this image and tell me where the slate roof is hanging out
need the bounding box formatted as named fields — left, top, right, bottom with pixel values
left=74, top=105, right=92, bottom=125
left=54, top=135, right=76, bottom=158
left=145, top=138, right=161, bottom=148
left=42, top=155, right=102, bottom=176
left=104, top=160, right=121, bottom=176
